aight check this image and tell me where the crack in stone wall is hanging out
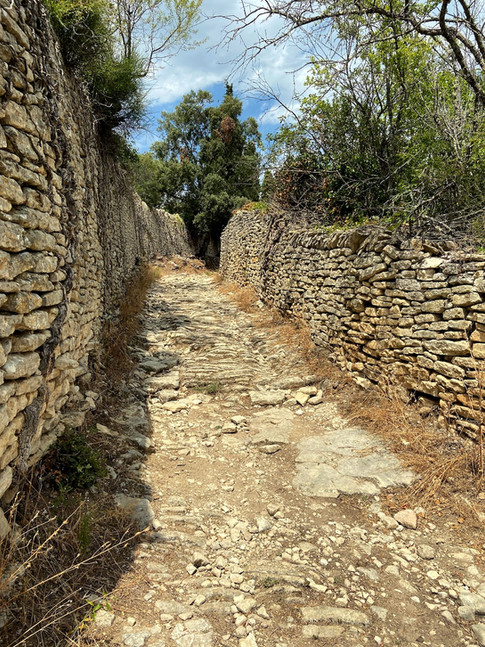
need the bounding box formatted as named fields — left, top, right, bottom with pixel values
left=0, top=0, right=191, bottom=524
left=221, top=208, right=485, bottom=438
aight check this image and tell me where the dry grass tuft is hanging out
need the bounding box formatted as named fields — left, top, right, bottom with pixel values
left=210, top=270, right=223, bottom=285
left=101, top=263, right=165, bottom=384
left=218, top=281, right=259, bottom=313
left=0, top=461, right=141, bottom=647
left=342, top=386, right=485, bottom=540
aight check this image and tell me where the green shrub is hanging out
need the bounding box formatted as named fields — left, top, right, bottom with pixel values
left=42, top=0, right=145, bottom=132
left=43, top=0, right=109, bottom=68
left=48, top=430, right=107, bottom=491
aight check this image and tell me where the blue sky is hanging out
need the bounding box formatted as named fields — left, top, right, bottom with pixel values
left=133, top=0, right=309, bottom=153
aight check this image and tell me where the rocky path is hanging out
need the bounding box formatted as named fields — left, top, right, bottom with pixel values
left=89, top=268, right=485, bottom=647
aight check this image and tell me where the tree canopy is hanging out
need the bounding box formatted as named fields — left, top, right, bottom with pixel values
left=134, top=86, right=261, bottom=248
left=227, top=0, right=485, bottom=241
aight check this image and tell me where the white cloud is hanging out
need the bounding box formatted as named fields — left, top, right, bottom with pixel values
left=143, top=0, right=310, bottom=125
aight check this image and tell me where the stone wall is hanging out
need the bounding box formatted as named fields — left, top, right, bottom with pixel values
left=221, top=208, right=485, bottom=436
left=0, top=0, right=191, bottom=513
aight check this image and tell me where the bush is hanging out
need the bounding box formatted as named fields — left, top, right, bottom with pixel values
left=42, top=0, right=145, bottom=132
left=46, top=430, right=107, bottom=491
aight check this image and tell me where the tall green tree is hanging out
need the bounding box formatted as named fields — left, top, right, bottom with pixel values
left=140, top=86, right=261, bottom=247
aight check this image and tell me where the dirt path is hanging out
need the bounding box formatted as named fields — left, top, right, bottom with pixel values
left=88, top=268, right=485, bottom=647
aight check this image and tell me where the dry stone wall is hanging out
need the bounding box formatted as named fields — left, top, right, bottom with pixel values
left=0, top=0, right=191, bottom=516
left=221, top=208, right=485, bottom=436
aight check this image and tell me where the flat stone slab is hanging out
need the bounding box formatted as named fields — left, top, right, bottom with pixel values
left=472, top=624, right=485, bottom=646
left=249, top=408, right=294, bottom=445
left=171, top=618, right=213, bottom=647
left=146, top=371, right=180, bottom=392
left=293, top=428, right=414, bottom=497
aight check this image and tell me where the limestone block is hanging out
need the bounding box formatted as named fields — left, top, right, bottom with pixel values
left=0, top=382, right=15, bottom=406
left=2, top=207, right=61, bottom=233
left=29, top=106, right=51, bottom=141
left=452, top=292, right=481, bottom=307
left=2, top=102, right=35, bottom=133
left=31, top=253, right=58, bottom=274
left=395, top=278, right=421, bottom=291
left=18, top=273, right=55, bottom=292
left=424, top=340, right=470, bottom=356
left=0, top=313, right=22, bottom=337
left=0, top=508, right=10, bottom=539
left=470, top=313, right=485, bottom=325
left=41, top=289, right=63, bottom=307
left=3, top=291, right=42, bottom=313
left=472, top=344, right=485, bottom=360
left=0, top=250, right=44, bottom=280
left=0, top=196, right=12, bottom=213
left=421, top=257, right=443, bottom=269
left=4, top=126, right=38, bottom=161
left=0, top=158, right=47, bottom=191
left=17, top=309, right=50, bottom=330
left=436, top=375, right=466, bottom=394
left=25, top=229, right=57, bottom=252
left=434, top=361, right=465, bottom=380
left=0, top=404, right=9, bottom=435
left=475, top=278, right=485, bottom=293
left=23, top=188, right=50, bottom=212
left=0, top=280, right=20, bottom=293
left=0, top=465, right=12, bottom=498
left=0, top=176, right=24, bottom=205
left=0, top=439, right=17, bottom=471
left=10, top=331, right=49, bottom=352
left=16, top=375, right=42, bottom=396
left=0, top=8, right=30, bottom=48
left=2, top=352, right=40, bottom=380
left=471, top=329, right=485, bottom=343
left=359, top=263, right=387, bottom=281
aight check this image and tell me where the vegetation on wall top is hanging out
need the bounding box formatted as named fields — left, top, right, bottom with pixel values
left=231, top=0, right=485, bottom=244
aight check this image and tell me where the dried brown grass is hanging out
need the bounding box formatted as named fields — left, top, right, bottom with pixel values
left=218, top=281, right=259, bottom=313
left=101, top=263, right=165, bottom=384
left=341, top=385, right=485, bottom=541
left=0, top=464, right=141, bottom=647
